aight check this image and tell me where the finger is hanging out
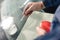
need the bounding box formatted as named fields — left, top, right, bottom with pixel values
left=24, top=10, right=33, bottom=16
left=24, top=2, right=32, bottom=12
left=22, top=4, right=30, bottom=16
left=27, top=11, right=33, bottom=16
left=23, top=3, right=32, bottom=16
left=25, top=5, right=33, bottom=15
left=36, top=27, right=46, bottom=35
left=36, top=27, right=40, bottom=30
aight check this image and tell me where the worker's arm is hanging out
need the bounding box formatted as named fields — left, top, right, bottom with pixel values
left=43, top=0, right=60, bottom=8
left=23, top=1, right=45, bottom=16
left=24, top=0, right=60, bottom=16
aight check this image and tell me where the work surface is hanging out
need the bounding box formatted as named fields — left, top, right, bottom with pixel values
left=17, top=11, right=54, bottom=40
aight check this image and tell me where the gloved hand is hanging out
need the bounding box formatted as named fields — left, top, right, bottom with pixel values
left=36, top=21, right=51, bottom=36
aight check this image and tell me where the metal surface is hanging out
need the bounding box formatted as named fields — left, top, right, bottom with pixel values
left=0, top=0, right=4, bottom=22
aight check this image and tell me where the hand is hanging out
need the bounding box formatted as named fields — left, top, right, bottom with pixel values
left=36, top=27, right=46, bottom=36
left=23, top=1, right=44, bottom=16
